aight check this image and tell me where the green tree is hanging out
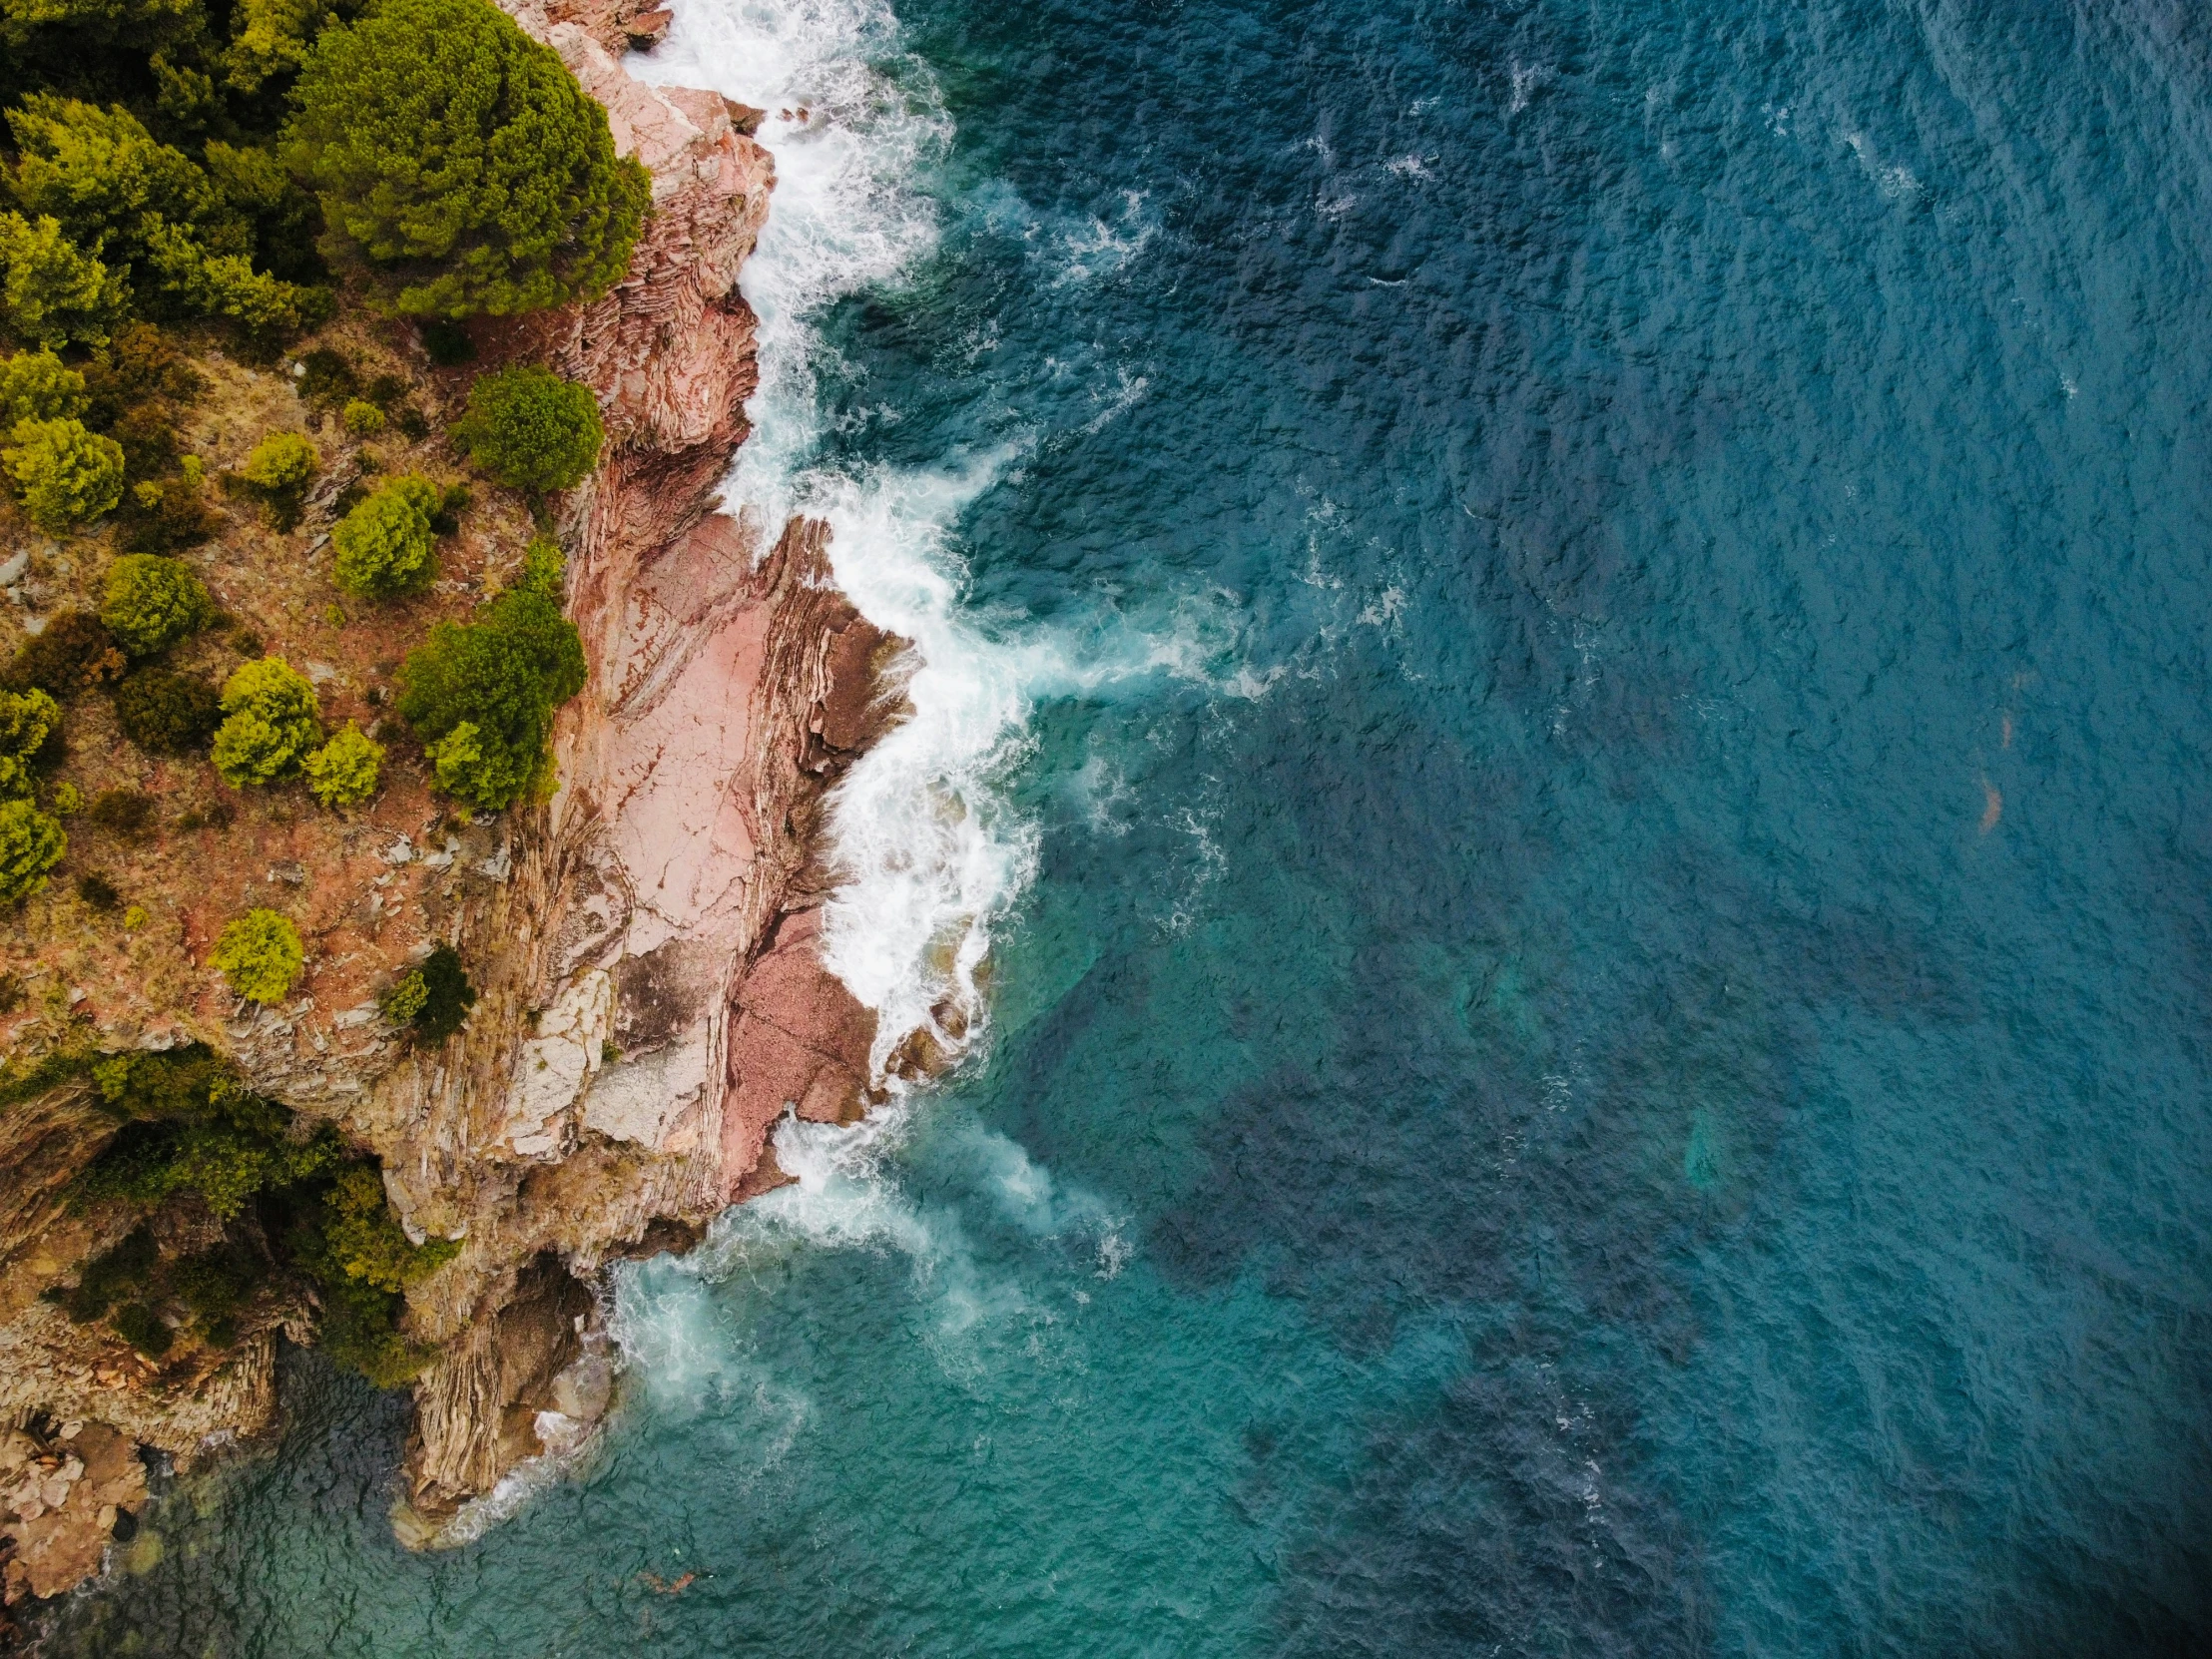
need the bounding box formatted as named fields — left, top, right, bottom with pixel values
left=210, top=906, right=302, bottom=1002
left=339, top=397, right=383, bottom=436
left=453, top=366, right=602, bottom=492
left=0, top=348, right=86, bottom=424
left=284, top=0, right=651, bottom=319
left=0, top=685, right=60, bottom=799
left=331, top=472, right=440, bottom=596
left=0, top=212, right=128, bottom=349
left=212, top=655, right=321, bottom=785
left=0, top=798, right=67, bottom=903
left=99, top=552, right=214, bottom=656
left=3, top=416, right=126, bottom=530
left=302, top=721, right=381, bottom=807
left=395, top=588, right=583, bottom=810
left=5, top=97, right=315, bottom=334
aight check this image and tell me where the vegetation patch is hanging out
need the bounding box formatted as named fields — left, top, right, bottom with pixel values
left=210, top=907, right=303, bottom=1003
left=212, top=656, right=322, bottom=786
left=397, top=590, right=585, bottom=810
left=285, top=0, right=649, bottom=319
left=454, top=366, right=604, bottom=494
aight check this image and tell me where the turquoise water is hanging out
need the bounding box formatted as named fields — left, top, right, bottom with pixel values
left=55, top=0, right=2212, bottom=1652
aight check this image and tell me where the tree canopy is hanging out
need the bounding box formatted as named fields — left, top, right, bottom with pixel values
left=454, top=365, right=602, bottom=492
left=285, top=0, right=651, bottom=319
left=395, top=588, right=584, bottom=810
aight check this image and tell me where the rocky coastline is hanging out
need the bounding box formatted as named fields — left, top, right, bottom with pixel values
left=0, top=0, right=906, bottom=1601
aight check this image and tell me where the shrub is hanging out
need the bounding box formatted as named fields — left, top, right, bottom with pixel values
left=0, top=212, right=126, bottom=350
left=236, top=429, right=318, bottom=527
left=378, top=968, right=428, bottom=1024
left=242, top=430, right=318, bottom=492
left=0, top=686, right=61, bottom=799
left=331, top=472, right=440, bottom=596
left=119, top=470, right=224, bottom=554
left=86, top=788, right=156, bottom=837
left=114, top=667, right=221, bottom=753
left=5, top=611, right=128, bottom=697
left=340, top=398, right=384, bottom=436
left=81, top=324, right=207, bottom=421
left=302, top=722, right=382, bottom=807
left=4, top=416, right=126, bottom=531
left=0, top=349, right=86, bottom=425
left=212, top=656, right=321, bottom=786
left=0, top=799, right=67, bottom=903
left=410, top=943, right=476, bottom=1041
left=319, top=1164, right=457, bottom=1292
left=77, top=871, right=121, bottom=910
left=112, top=1302, right=173, bottom=1357
left=210, top=907, right=302, bottom=1003
left=396, top=589, right=583, bottom=810
left=100, top=553, right=214, bottom=656
left=515, top=536, right=565, bottom=598
left=6, top=97, right=316, bottom=337
left=453, top=367, right=603, bottom=493
left=285, top=0, right=651, bottom=319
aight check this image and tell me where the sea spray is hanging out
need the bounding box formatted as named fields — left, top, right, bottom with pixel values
left=633, top=0, right=1031, bottom=1079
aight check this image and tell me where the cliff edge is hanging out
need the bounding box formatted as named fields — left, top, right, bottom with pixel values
left=0, top=0, right=906, bottom=1580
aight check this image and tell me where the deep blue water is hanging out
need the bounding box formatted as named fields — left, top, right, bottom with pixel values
left=54, top=0, right=2212, bottom=1653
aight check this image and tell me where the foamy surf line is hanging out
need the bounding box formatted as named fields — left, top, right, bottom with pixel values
left=630, top=0, right=1029, bottom=1089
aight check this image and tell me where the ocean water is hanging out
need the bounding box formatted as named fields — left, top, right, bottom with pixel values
left=49, top=0, right=2212, bottom=1653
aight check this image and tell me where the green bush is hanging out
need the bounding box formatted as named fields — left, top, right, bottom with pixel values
left=113, top=667, right=221, bottom=753
left=235, top=429, right=318, bottom=527
left=319, top=1164, right=457, bottom=1292
left=331, top=472, right=440, bottom=597
left=340, top=398, right=384, bottom=436
left=241, top=430, right=318, bottom=492
left=378, top=968, right=428, bottom=1024
left=285, top=0, right=650, bottom=319
left=396, top=589, right=583, bottom=810
left=0, top=798, right=67, bottom=903
left=0, top=686, right=61, bottom=799
left=453, top=366, right=603, bottom=493
left=516, top=535, right=565, bottom=598
left=302, top=721, right=382, bottom=807
left=412, top=943, right=476, bottom=1042
left=210, top=906, right=302, bottom=1002
left=0, top=349, right=86, bottom=425
left=112, top=1302, right=173, bottom=1356
left=212, top=655, right=321, bottom=786
left=119, top=469, right=224, bottom=554
left=99, top=553, right=214, bottom=656
left=4, top=416, right=127, bottom=531
left=0, top=212, right=127, bottom=350
left=3, top=611, right=126, bottom=698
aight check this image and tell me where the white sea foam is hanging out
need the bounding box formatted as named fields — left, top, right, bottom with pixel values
left=631, top=0, right=1266, bottom=1108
